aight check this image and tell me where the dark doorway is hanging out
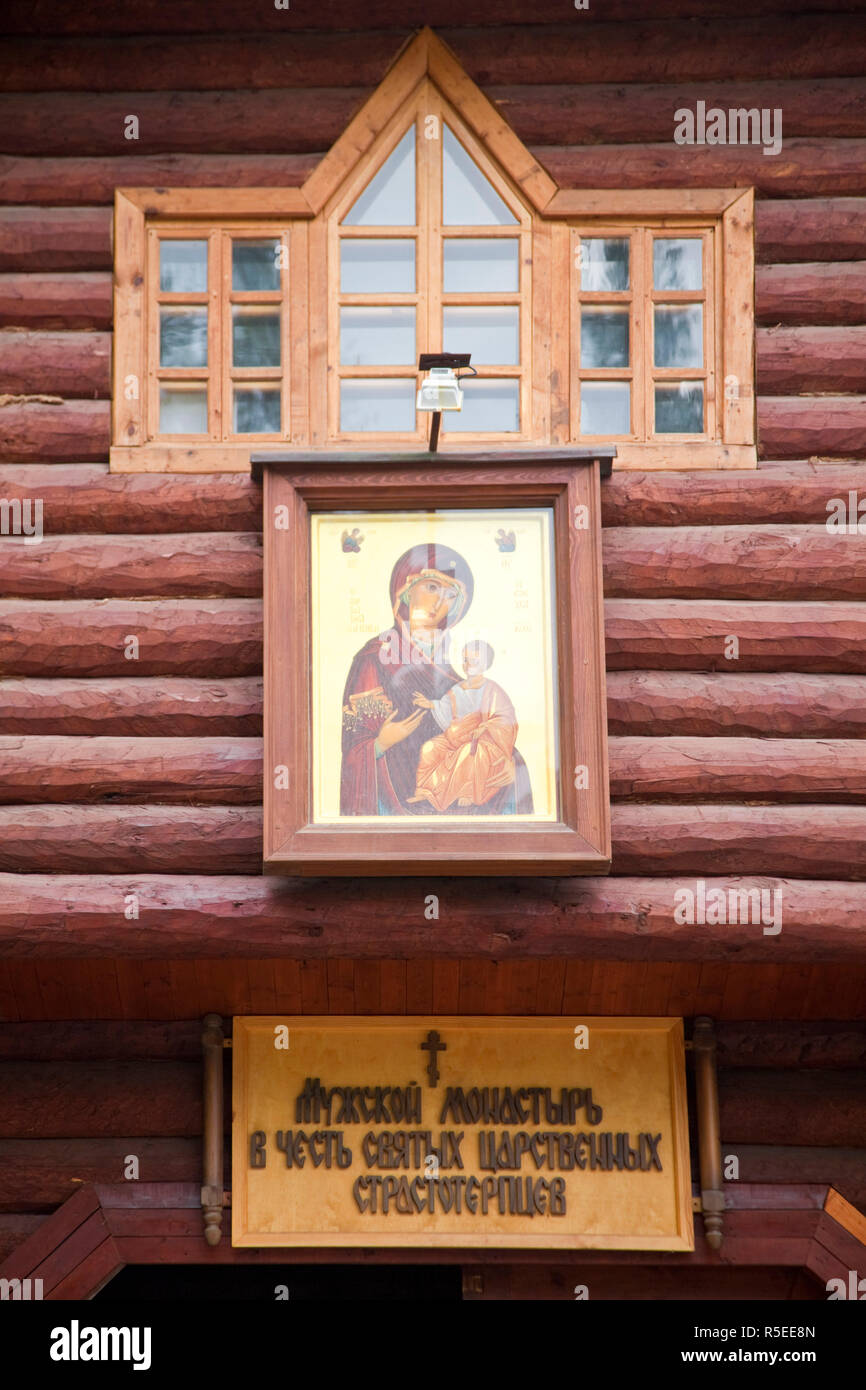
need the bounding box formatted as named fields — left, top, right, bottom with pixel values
left=97, top=1263, right=462, bottom=1301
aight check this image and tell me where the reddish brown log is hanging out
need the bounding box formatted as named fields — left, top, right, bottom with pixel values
left=603, top=462, right=866, bottom=528
left=0, top=466, right=260, bottom=532
left=757, top=262, right=866, bottom=325
left=0, top=272, right=112, bottom=328
left=605, top=599, right=866, bottom=673
left=606, top=672, right=866, bottom=738
left=610, top=736, right=866, bottom=802
left=0, top=677, right=262, bottom=736
left=757, top=326, right=866, bottom=394
left=540, top=140, right=866, bottom=197
left=0, top=1021, right=201, bottom=1061
left=719, top=1070, right=866, bottom=1148
left=4, top=0, right=859, bottom=36
left=0, top=1215, right=45, bottom=1259
left=0, top=805, right=261, bottom=872
left=756, top=198, right=866, bottom=263
left=0, top=330, right=110, bottom=396
left=5, top=80, right=866, bottom=156
left=0, top=534, right=262, bottom=599
left=0, top=737, right=262, bottom=805
left=0, top=599, right=262, bottom=678
left=0, top=1062, right=201, bottom=1138
left=0, top=154, right=318, bottom=205
left=725, top=1146, right=866, bottom=1212
left=0, top=1140, right=204, bottom=1212
left=611, top=804, right=866, bottom=879
left=0, top=873, right=863, bottom=961
left=604, top=525, right=866, bottom=601
left=6, top=17, right=866, bottom=91
left=759, top=396, right=866, bottom=459
left=0, top=208, right=112, bottom=272
left=0, top=400, right=108, bottom=462
left=715, top=1023, right=866, bottom=1070
left=5, top=803, right=866, bottom=879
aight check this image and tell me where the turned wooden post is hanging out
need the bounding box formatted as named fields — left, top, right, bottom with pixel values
left=693, top=1015, right=725, bottom=1250
left=201, top=1013, right=225, bottom=1247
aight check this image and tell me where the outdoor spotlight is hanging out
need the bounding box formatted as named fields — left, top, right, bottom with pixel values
left=416, top=353, right=473, bottom=451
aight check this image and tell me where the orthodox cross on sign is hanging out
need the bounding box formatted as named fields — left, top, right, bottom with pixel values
left=421, top=1029, right=446, bottom=1088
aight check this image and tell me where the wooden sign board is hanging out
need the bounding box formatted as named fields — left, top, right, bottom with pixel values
left=232, top=1017, right=693, bottom=1250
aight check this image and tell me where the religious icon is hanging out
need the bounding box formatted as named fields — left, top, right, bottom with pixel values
left=341, top=527, right=364, bottom=553
left=495, top=527, right=516, bottom=552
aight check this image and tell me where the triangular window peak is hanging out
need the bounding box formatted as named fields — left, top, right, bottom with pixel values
left=342, top=126, right=416, bottom=227
left=443, top=125, right=517, bottom=227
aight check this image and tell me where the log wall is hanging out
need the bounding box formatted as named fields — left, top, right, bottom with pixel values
left=1, top=0, right=865, bottom=1268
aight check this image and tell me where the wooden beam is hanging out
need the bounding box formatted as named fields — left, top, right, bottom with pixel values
left=759, top=396, right=866, bottom=459
left=0, top=153, right=319, bottom=205
left=0, top=872, right=863, bottom=961
left=757, top=326, right=866, bottom=394
left=0, top=737, right=262, bottom=804
left=0, top=271, right=111, bottom=328
left=0, top=1061, right=201, bottom=1138
left=603, top=462, right=866, bottom=528
left=757, top=262, right=866, bottom=325
left=716, top=1023, right=866, bottom=1070
left=0, top=207, right=112, bottom=271
left=720, top=1069, right=866, bottom=1148
left=756, top=197, right=866, bottom=263
left=0, top=329, right=110, bottom=397
left=0, top=467, right=260, bottom=534
left=0, top=1021, right=202, bottom=1061
left=0, top=1215, right=45, bottom=1261
left=0, top=676, right=262, bottom=736
left=0, top=400, right=107, bottom=462
left=0, top=534, right=262, bottom=600
left=606, top=672, right=866, bottom=738
left=611, top=736, right=866, bottom=802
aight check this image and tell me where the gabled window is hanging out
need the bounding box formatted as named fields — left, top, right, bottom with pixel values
left=110, top=27, right=755, bottom=473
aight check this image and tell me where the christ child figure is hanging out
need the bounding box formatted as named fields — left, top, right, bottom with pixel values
left=408, top=640, right=518, bottom=812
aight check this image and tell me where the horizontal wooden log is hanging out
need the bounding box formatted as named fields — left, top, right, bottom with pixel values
left=0, top=329, right=110, bottom=396
left=715, top=1023, right=866, bottom=1070
left=0, top=1061, right=202, bottom=1138
left=0, top=599, right=262, bottom=677
left=540, top=139, right=866, bottom=197
left=756, top=198, right=866, bottom=263
left=757, top=261, right=866, bottom=325
left=606, top=671, right=866, bottom=738
left=0, top=873, right=863, bottom=961
left=757, top=326, right=866, bottom=394
left=0, top=805, right=261, bottom=872
left=5, top=598, right=866, bottom=677
left=0, top=1140, right=204, bottom=1212
left=6, top=803, right=866, bottom=879
left=605, top=599, right=866, bottom=673
left=0, top=466, right=260, bottom=532
left=0, top=677, right=262, bottom=736
left=0, top=737, right=262, bottom=805
left=5, top=17, right=866, bottom=91
left=2, top=735, right=863, bottom=806
left=0, top=153, right=318, bottom=205
left=0, top=1021, right=202, bottom=1061
left=0, top=207, right=112, bottom=272
left=725, top=1146, right=866, bottom=1212
left=604, top=525, right=866, bottom=601
left=4, top=0, right=857, bottom=36
left=719, top=1069, right=866, bottom=1148
left=611, top=804, right=866, bottom=879
left=0, top=534, right=262, bottom=600
left=759, top=396, right=866, bottom=459
left=0, top=461, right=856, bottom=534
left=6, top=80, right=866, bottom=156
left=0, top=399, right=108, bottom=462
left=0, top=272, right=112, bottom=328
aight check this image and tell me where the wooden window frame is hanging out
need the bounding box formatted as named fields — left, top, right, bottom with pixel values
left=261, top=454, right=611, bottom=876
left=110, top=30, right=755, bottom=473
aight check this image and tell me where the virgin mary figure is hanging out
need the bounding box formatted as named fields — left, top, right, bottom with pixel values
left=339, top=542, right=533, bottom=816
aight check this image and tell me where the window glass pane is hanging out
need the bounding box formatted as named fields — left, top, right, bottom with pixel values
left=654, top=305, right=703, bottom=368
left=232, top=308, right=281, bottom=367
left=580, top=382, right=630, bottom=435
left=654, top=238, right=703, bottom=291
left=342, top=127, right=415, bottom=227
left=340, top=379, right=416, bottom=432
left=442, top=379, right=519, bottom=432
left=234, top=387, right=281, bottom=434
left=580, top=238, right=629, bottom=292
left=159, top=240, right=207, bottom=292
left=340, top=239, right=415, bottom=293
left=443, top=238, right=519, bottom=292
left=232, top=239, right=281, bottom=291
left=340, top=307, right=416, bottom=366
left=655, top=382, right=704, bottom=433
left=443, top=306, right=519, bottom=365
left=159, top=308, right=207, bottom=367
left=159, top=386, right=207, bottom=434
left=581, top=308, right=629, bottom=368
left=443, top=126, right=517, bottom=227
